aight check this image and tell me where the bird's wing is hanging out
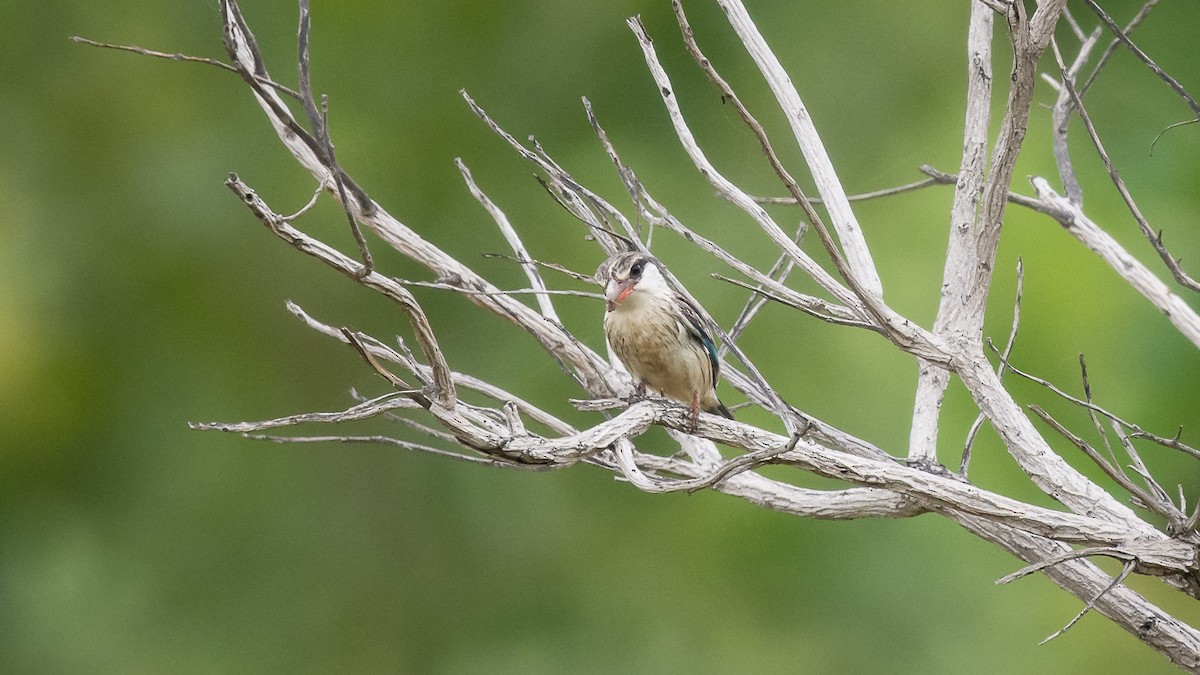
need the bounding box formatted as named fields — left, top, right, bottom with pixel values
left=675, top=294, right=721, bottom=387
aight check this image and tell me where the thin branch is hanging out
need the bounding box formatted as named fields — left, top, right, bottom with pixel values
left=919, top=165, right=1048, bottom=213
left=748, top=177, right=939, bottom=205
left=1029, top=178, right=1200, bottom=345
left=1048, top=30, right=1101, bottom=205
left=1078, top=353, right=1120, bottom=471
left=961, top=258, right=1024, bottom=476
left=1081, top=0, right=1200, bottom=118
left=712, top=274, right=878, bottom=331
left=711, top=0, right=884, bottom=296
left=225, top=173, right=457, bottom=407
left=1040, top=560, right=1137, bottom=645
left=395, top=278, right=603, bottom=301
left=69, top=35, right=303, bottom=99
left=1050, top=54, right=1200, bottom=292
left=1150, top=118, right=1199, bottom=156
left=189, top=391, right=418, bottom=432
left=1078, top=0, right=1159, bottom=97
left=297, top=0, right=374, bottom=276
left=722, top=220, right=806, bottom=347
left=243, top=433, right=554, bottom=470
left=1029, top=405, right=1175, bottom=523
left=286, top=302, right=579, bottom=437
left=996, top=545, right=1132, bottom=585
left=991, top=339, right=1200, bottom=461
left=456, top=159, right=560, bottom=322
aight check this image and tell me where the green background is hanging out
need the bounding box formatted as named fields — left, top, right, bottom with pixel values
left=4, top=1, right=1199, bottom=673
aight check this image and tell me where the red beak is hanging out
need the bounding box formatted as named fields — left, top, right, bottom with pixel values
left=605, top=278, right=636, bottom=311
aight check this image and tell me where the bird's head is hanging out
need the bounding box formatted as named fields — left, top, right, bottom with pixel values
left=598, top=252, right=667, bottom=312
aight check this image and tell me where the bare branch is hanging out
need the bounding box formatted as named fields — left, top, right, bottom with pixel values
left=1081, top=0, right=1200, bottom=118
left=225, top=174, right=458, bottom=407
left=961, top=258, right=1024, bottom=476
left=911, top=0, right=995, bottom=465
left=1029, top=405, right=1177, bottom=524
left=1040, top=560, right=1136, bottom=645
left=189, top=391, right=418, bottom=432
left=297, top=0, right=374, bottom=276
left=1047, top=30, right=1101, bottom=205
left=625, top=15, right=855, bottom=310
left=1029, top=178, right=1200, bottom=346
left=990, top=340, right=1200, bottom=462
left=748, top=177, right=939, bottom=205
left=465, top=158, right=562, bottom=323
left=1078, top=0, right=1159, bottom=97
left=1048, top=50, right=1200, bottom=293
left=245, top=433, right=551, bottom=470
left=69, top=35, right=302, bottom=99
left=712, top=0, right=883, bottom=296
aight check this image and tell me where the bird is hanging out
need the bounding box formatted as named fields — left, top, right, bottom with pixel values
left=598, top=251, right=733, bottom=428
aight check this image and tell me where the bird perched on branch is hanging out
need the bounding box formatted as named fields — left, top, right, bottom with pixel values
left=598, top=252, right=733, bottom=428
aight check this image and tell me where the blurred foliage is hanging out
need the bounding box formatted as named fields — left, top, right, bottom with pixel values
left=2, top=1, right=1199, bottom=673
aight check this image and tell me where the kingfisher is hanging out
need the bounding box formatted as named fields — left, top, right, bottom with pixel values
left=598, top=252, right=734, bottom=428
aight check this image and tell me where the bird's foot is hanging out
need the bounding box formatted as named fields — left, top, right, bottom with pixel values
left=688, top=391, right=701, bottom=434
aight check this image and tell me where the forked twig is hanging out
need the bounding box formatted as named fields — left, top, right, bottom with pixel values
left=69, top=35, right=302, bottom=98
left=961, top=258, right=1024, bottom=475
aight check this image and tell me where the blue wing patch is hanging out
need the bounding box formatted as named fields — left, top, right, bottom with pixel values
left=677, top=294, right=721, bottom=388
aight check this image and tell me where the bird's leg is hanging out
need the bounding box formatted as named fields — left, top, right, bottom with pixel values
left=625, top=382, right=647, bottom=407
left=688, top=390, right=701, bottom=433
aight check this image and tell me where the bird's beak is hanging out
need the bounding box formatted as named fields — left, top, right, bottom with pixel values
left=605, top=278, right=636, bottom=312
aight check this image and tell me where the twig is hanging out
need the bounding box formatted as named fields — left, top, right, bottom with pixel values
left=1078, top=0, right=1159, bottom=98
left=1040, top=559, right=1136, bottom=645
left=961, top=258, right=1024, bottom=476
left=342, top=328, right=431, bottom=405
left=712, top=274, right=877, bottom=330
left=244, top=433, right=553, bottom=470
left=481, top=252, right=596, bottom=284
left=1150, top=118, right=1199, bottom=156
left=749, top=177, right=940, bottom=205
left=285, top=302, right=580, bottom=437
left=1047, top=30, right=1101, bottom=205
left=1029, top=404, right=1174, bottom=522
left=1050, top=54, right=1200, bottom=293
left=69, top=35, right=302, bottom=99
left=189, top=391, right=417, bottom=432
left=461, top=90, right=637, bottom=256
left=395, top=278, right=603, bottom=300
left=1081, top=0, right=1200, bottom=118
left=996, top=545, right=1131, bottom=586
left=918, top=165, right=1049, bottom=215
left=456, top=159, right=560, bottom=322
left=225, top=173, right=457, bottom=407
left=297, top=0, right=374, bottom=276
left=990, top=341, right=1200, bottom=461
left=1029, top=178, right=1200, bottom=345
left=1077, top=353, right=1119, bottom=470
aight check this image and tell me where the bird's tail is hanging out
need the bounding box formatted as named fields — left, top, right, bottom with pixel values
left=707, top=399, right=734, bottom=420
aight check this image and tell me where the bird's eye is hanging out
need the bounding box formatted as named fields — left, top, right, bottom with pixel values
left=630, top=261, right=645, bottom=277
